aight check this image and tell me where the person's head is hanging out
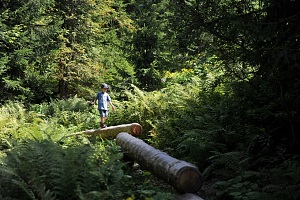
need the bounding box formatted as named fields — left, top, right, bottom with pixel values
left=101, top=83, right=109, bottom=92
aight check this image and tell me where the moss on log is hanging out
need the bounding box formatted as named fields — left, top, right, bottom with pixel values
left=63, top=123, right=142, bottom=139
left=116, top=132, right=203, bottom=193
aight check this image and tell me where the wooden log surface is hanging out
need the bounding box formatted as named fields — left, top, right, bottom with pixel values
left=62, top=123, right=142, bottom=139
left=176, top=193, right=205, bottom=200
left=116, top=132, right=204, bottom=193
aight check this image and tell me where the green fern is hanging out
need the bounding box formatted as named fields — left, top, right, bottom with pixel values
left=212, top=156, right=300, bottom=200
left=203, top=151, right=243, bottom=180
left=0, top=136, right=176, bottom=200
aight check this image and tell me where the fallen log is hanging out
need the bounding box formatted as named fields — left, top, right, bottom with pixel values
left=176, top=193, right=205, bottom=200
left=116, top=132, right=203, bottom=193
left=62, top=123, right=142, bottom=139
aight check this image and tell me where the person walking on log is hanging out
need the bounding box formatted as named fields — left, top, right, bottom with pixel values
left=94, top=83, right=115, bottom=128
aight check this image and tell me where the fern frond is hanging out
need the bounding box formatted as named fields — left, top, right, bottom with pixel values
left=11, top=179, right=36, bottom=200
left=262, top=184, right=283, bottom=193
left=203, top=151, right=243, bottom=179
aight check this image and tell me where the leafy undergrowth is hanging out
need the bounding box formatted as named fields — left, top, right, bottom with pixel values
left=0, top=100, right=176, bottom=200
left=1, top=82, right=300, bottom=200
left=0, top=137, right=178, bottom=200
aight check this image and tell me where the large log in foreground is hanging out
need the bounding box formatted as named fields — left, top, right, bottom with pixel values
left=116, top=132, right=204, bottom=193
left=177, top=193, right=205, bottom=200
left=63, top=123, right=142, bottom=139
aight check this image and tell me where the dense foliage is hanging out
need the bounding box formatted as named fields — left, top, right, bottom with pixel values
left=1, top=0, right=300, bottom=199
left=0, top=100, right=175, bottom=199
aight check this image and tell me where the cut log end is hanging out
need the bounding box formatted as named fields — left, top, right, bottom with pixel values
left=176, top=167, right=203, bottom=193
left=130, top=123, right=142, bottom=136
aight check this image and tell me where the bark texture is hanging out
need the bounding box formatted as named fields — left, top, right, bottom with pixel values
left=116, top=132, right=203, bottom=193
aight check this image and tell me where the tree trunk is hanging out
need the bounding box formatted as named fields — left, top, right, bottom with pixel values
left=62, top=123, right=142, bottom=139
left=116, top=132, right=203, bottom=193
left=176, top=193, right=205, bottom=200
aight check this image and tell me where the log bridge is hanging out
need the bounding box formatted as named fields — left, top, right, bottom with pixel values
left=116, top=132, right=204, bottom=194
left=61, top=123, right=142, bottom=139
left=65, top=123, right=204, bottom=194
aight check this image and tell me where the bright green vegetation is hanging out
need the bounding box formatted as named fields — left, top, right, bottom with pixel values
left=1, top=0, right=300, bottom=199
left=0, top=99, right=175, bottom=199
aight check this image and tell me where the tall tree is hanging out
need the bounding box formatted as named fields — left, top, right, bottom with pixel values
left=0, top=0, right=135, bottom=103
left=0, top=0, right=59, bottom=103
left=126, top=0, right=176, bottom=91
left=44, top=0, right=136, bottom=98
left=169, top=0, right=300, bottom=150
